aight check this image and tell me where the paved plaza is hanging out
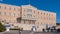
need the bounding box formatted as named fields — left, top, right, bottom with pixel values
left=0, top=30, right=60, bottom=34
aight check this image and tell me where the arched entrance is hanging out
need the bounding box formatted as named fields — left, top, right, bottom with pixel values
left=31, top=26, right=36, bottom=31
left=5, top=23, right=10, bottom=31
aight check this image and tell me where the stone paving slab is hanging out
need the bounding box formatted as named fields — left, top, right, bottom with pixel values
left=0, top=30, right=60, bottom=34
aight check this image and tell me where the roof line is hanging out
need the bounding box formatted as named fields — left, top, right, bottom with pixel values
left=0, top=3, right=56, bottom=13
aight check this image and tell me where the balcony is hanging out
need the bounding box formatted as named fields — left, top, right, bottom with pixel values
left=22, top=17, right=37, bottom=21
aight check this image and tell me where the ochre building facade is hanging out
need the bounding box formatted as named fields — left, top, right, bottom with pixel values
left=0, top=3, right=56, bottom=31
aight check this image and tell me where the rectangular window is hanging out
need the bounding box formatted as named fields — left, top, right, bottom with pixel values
left=14, top=8, right=16, bottom=10
left=38, top=12, right=39, bottom=14
left=41, top=12, right=42, bottom=14
left=41, top=22, right=42, bottom=24
left=4, top=12, right=6, bottom=16
left=47, top=13, right=48, bottom=15
left=14, top=13, right=16, bottom=17
left=44, top=13, right=45, bottom=15
left=34, top=11, right=35, bottom=13
left=4, top=7, right=6, bottom=9
left=9, top=7, right=11, bottom=10
left=0, top=12, right=1, bottom=15
left=27, top=14, right=32, bottom=18
left=27, top=9, right=32, bottom=12
left=0, top=6, right=1, bottom=9
left=34, top=16, right=35, bottom=18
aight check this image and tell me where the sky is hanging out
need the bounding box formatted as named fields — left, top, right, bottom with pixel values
left=0, top=0, right=60, bottom=23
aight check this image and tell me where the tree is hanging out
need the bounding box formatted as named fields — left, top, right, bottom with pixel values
left=0, top=22, right=6, bottom=32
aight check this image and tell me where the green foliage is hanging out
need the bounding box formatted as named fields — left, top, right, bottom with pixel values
left=0, top=22, right=6, bottom=32
left=56, top=23, right=60, bottom=25
left=10, top=28, right=20, bottom=30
